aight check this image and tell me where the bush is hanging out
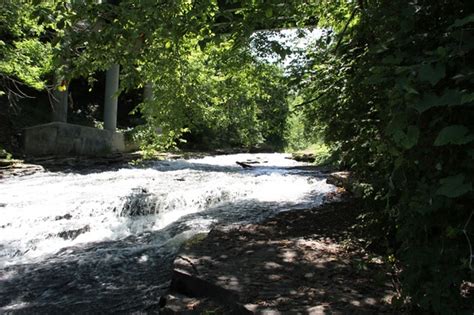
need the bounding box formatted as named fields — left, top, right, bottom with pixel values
left=301, top=1, right=474, bottom=312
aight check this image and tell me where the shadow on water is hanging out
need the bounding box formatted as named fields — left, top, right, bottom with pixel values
left=0, top=190, right=328, bottom=313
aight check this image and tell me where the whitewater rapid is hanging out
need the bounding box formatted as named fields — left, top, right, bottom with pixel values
left=0, top=153, right=335, bottom=312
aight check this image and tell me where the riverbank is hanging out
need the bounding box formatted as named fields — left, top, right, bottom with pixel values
left=0, top=151, right=209, bottom=179
left=161, top=197, right=397, bottom=314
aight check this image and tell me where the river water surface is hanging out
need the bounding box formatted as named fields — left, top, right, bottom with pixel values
left=0, top=153, right=335, bottom=313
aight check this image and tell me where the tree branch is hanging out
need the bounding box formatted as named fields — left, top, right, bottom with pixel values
left=294, top=5, right=359, bottom=111
left=293, top=78, right=343, bottom=110
left=334, top=6, right=359, bottom=53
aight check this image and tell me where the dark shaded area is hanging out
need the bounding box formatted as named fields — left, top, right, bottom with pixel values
left=0, top=86, right=50, bottom=154
left=66, top=72, right=143, bottom=130
left=167, top=200, right=398, bottom=313
left=0, top=243, right=173, bottom=314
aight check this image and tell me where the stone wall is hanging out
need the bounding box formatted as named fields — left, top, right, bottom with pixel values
left=24, top=122, right=125, bottom=156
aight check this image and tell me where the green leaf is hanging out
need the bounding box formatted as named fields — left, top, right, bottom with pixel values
left=446, top=226, right=458, bottom=238
left=392, top=129, right=405, bottom=145
left=390, top=125, right=419, bottom=149
left=415, top=89, right=464, bottom=113
left=436, top=174, right=472, bottom=198
left=403, top=125, right=419, bottom=149
left=400, top=81, right=418, bottom=95
left=406, top=86, right=419, bottom=95
left=448, top=14, right=474, bottom=30
left=265, top=8, right=273, bottom=18
left=418, top=63, right=445, bottom=86
left=434, top=125, right=474, bottom=146
left=461, top=93, right=474, bottom=104
left=386, top=113, right=408, bottom=134
left=436, top=47, right=447, bottom=58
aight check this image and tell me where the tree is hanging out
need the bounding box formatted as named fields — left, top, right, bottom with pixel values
left=0, top=1, right=57, bottom=106
left=297, top=0, right=474, bottom=311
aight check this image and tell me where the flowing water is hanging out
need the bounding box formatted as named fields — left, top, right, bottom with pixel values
left=0, top=153, right=335, bottom=313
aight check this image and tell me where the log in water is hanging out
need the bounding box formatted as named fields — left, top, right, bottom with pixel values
left=0, top=153, right=335, bottom=313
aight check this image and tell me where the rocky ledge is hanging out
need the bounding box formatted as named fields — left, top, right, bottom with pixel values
left=161, top=197, right=396, bottom=314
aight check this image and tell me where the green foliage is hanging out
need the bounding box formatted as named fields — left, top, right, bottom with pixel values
left=0, top=1, right=62, bottom=96
left=298, top=0, right=474, bottom=312
left=0, top=146, right=12, bottom=160
left=285, top=96, right=321, bottom=151
left=130, top=39, right=289, bottom=151
left=46, top=0, right=295, bottom=151
left=286, top=113, right=310, bottom=151
left=310, top=143, right=334, bottom=166
left=1, top=0, right=303, bottom=150
left=2, top=0, right=472, bottom=312
left=434, top=125, right=474, bottom=146
left=0, top=39, right=52, bottom=90
left=436, top=175, right=472, bottom=199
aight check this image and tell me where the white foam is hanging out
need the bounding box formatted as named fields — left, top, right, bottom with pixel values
left=0, top=153, right=335, bottom=267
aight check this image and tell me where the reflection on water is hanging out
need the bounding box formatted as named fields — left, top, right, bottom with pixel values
left=0, top=153, right=335, bottom=313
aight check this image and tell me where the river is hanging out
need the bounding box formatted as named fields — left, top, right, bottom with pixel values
left=0, top=153, right=335, bottom=313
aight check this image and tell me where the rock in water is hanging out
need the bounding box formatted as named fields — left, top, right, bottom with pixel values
left=120, top=187, right=157, bottom=216
left=57, top=225, right=90, bottom=240
left=236, top=161, right=253, bottom=169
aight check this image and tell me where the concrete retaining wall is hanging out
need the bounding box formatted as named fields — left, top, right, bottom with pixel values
left=24, top=122, right=125, bottom=156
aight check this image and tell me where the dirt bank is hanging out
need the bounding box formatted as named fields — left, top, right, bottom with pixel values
left=162, top=198, right=397, bottom=314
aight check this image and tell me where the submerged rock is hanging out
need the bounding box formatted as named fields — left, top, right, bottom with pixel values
left=57, top=225, right=90, bottom=240
left=120, top=187, right=157, bottom=216
left=236, top=161, right=253, bottom=168
left=55, top=213, right=73, bottom=221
